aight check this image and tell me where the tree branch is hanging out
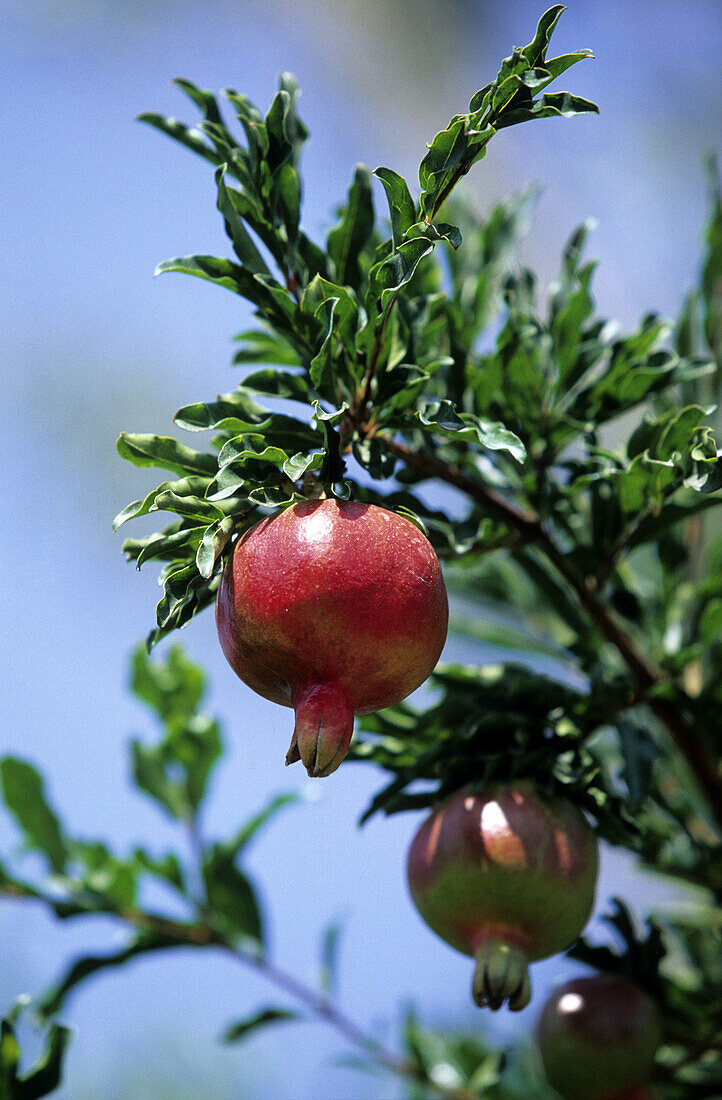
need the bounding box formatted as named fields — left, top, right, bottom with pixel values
left=385, top=436, right=722, bottom=832
left=0, top=882, right=474, bottom=1100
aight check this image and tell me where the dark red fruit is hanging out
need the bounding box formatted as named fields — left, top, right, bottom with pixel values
left=216, top=498, right=448, bottom=777
left=407, top=782, right=598, bottom=1011
left=537, top=975, right=662, bottom=1100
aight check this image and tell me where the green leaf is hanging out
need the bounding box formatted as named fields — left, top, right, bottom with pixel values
left=282, top=450, right=324, bottom=481
left=217, top=433, right=289, bottom=471
left=215, top=168, right=271, bottom=275
left=113, top=476, right=212, bottom=531
left=320, top=921, right=342, bottom=995
left=0, top=1012, right=71, bottom=1100
left=152, top=490, right=224, bottom=525
left=156, top=258, right=302, bottom=341
left=155, top=253, right=250, bottom=295
left=233, top=329, right=302, bottom=368
left=171, top=77, right=228, bottom=128
left=277, top=162, right=301, bottom=242
left=131, top=644, right=206, bottom=722
left=352, top=436, right=397, bottom=479
left=39, top=934, right=180, bottom=1021
left=327, top=165, right=375, bottom=291
left=196, top=516, right=235, bottom=579
left=123, top=526, right=202, bottom=569
left=202, top=844, right=263, bottom=945
left=240, top=369, right=310, bottom=404
left=0, top=758, right=67, bottom=874
left=521, top=5, right=566, bottom=66
left=132, top=712, right=222, bottom=821
left=617, top=719, right=657, bottom=811
left=307, top=290, right=360, bottom=399
left=496, top=90, right=599, bottom=129
left=117, top=433, right=217, bottom=478
left=224, top=86, right=267, bottom=166
left=310, top=402, right=347, bottom=484
left=132, top=847, right=185, bottom=894
left=418, top=116, right=468, bottom=217
left=175, top=392, right=317, bottom=452
left=137, top=112, right=221, bottom=166
left=368, top=235, right=436, bottom=316
left=145, top=571, right=220, bottom=650
left=417, top=399, right=526, bottom=461
left=224, top=792, right=300, bottom=859
left=374, top=167, right=417, bottom=249
left=222, top=1008, right=300, bottom=1044
left=71, top=840, right=138, bottom=908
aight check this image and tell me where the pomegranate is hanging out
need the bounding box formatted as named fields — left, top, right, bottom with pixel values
left=609, top=1091, right=655, bottom=1100
left=216, top=498, right=448, bottom=777
left=536, top=975, right=662, bottom=1099
left=406, top=782, right=598, bottom=1011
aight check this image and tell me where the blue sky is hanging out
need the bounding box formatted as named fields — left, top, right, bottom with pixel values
left=2, top=1, right=720, bottom=1096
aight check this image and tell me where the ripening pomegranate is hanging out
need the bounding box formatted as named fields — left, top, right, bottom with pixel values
left=610, top=1091, right=655, bottom=1100
left=216, top=498, right=448, bottom=777
left=406, top=782, right=598, bottom=1011
left=536, top=975, right=662, bottom=1100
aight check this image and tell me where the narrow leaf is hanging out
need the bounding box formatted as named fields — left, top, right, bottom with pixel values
left=223, top=1008, right=300, bottom=1044
left=0, top=759, right=67, bottom=874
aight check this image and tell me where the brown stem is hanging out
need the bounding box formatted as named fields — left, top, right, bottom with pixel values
left=385, top=437, right=540, bottom=539
left=384, top=436, right=722, bottom=832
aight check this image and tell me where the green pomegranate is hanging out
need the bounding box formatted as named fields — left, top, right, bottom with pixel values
left=406, top=782, right=598, bottom=1010
left=216, top=498, right=448, bottom=777
left=537, top=975, right=662, bottom=1099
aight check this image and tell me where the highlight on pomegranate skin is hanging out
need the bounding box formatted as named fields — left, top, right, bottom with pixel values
left=216, top=498, right=449, bottom=777
left=536, top=974, right=662, bottom=1100
left=407, top=782, right=599, bottom=1011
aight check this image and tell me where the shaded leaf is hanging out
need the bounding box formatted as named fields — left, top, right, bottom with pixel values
left=327, top=165, right=375, bottom=291
left=202, top=844, right=263, bottom=945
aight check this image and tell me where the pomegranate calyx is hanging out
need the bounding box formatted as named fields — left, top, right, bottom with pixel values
left=472, top=938, right=532, bottom=1012
left=292, top=683, right=355, bottom=778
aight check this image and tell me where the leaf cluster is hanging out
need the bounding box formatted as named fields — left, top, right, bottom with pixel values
left=0, top=647, right=300, bottom=1034
left=569, top=899, right=722, bottom=1097
left=116, top=7, right=599, bottom=648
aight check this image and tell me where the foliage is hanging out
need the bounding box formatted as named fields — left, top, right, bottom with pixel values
left=3, top=6, right=722, bottom=1097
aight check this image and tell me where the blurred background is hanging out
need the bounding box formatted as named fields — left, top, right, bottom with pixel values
left=2, top=1, right=721, bottom=1096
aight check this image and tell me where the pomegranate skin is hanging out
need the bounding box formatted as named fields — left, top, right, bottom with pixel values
left=216, top=498, right=448, bottom=776
left=537, top=975, right=662, bottom=1100
left=407, top=782, right=598, bottom=1010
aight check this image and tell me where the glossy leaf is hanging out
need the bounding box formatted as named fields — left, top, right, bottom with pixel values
left=117, top=433, right=217, bottom=478
left=327, top=165, right=375, bottom=291
left=374, top=167, right=417, bottom=248
left=417, top=399, right=526, bottom=461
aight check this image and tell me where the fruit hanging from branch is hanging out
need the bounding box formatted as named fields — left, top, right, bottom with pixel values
left=406, top=782, right=599, bottom=1010
left=536, top=974, right=662, bottom=1100
left=216, top=498, right=449, bottom=777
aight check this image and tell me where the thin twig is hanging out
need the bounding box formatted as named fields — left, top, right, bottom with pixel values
left=0, top=883, right=473, bottom=1100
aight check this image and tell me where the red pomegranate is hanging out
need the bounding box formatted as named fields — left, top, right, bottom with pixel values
left=406, top=782, right=598, bottom=1010
left=216, top=498, right=448, bottom=777
left=536, top=975, right=662, bottom=1100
